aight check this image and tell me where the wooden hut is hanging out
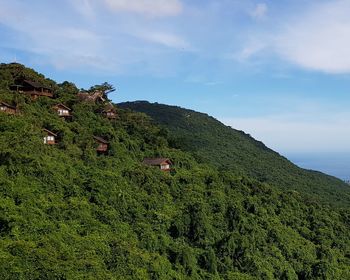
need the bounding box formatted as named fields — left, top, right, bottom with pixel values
left=93, top=136, right=109, bottom=153
left=143, top=158, right=172, bottom=171
left=0, top=102, right=17, bottom=115
left=53, top=103, right=72, bottom=119
left=11, top=80, right=53, bottom=99
left=102, top=104, right=117, bottom=119
left=43, top=129, right=57, bottom=145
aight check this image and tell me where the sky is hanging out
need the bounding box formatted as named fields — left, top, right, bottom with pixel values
left=0, top=0, right=349, bottom=179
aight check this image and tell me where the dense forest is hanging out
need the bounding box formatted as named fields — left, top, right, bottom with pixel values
left=0, top=63, right=350, bottom=279
left=118, top=101, right=350, bottom=208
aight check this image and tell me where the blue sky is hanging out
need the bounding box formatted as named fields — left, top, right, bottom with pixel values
left=0, top=0, right=350, bottom=173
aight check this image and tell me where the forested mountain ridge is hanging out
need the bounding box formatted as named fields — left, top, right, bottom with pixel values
left=0, top=63, right=350, bottom=279
left=118, top=101, right=350, bottom=208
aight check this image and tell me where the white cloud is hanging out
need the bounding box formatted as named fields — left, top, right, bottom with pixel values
left=0, top=0, right=191, bottom=73
left=104, top=0, right=183, bottom=17
left=275, top=0, right=350, bottom=73
left=250, top=3, right=268, bottom=20
left=0, top=0, right=106, bottom=69
left=70, top=0, right=95, bottom=19
left=184, top=75, right=222, bottom=86
left=235, top=1, right=350, bottom=74
left=221, top=112, right=350, bottom=153
left=232, top=40, right=267, bottom=61
left=204, top=81, right=222, bottom=86
left=135, top=31, right=190, bottom=50
left=5, top=0, right=350, bottom=77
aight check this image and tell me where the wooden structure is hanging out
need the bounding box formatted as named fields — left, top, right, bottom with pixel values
left=11, top=80, right=53, bottom=99
left=102, top=104, right=117, bottom=119
left=143, top=158, right=172, bottom=171
left=93, top=136, right=109, bottom=153
left=53, top=103, right=72, bottom=119
left=0, top=102, right=17, bottom=115
left=43, top=129, right=57, bottom=145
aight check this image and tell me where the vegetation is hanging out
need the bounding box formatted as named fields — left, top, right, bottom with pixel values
left=118, top=101, right=350, bottom=208
left=0, top=63, right=349, bottom=279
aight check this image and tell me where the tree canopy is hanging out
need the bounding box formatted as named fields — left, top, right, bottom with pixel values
left=0, top=64, right=349, bottom=279
left=119, top=101, right=350, bottom=208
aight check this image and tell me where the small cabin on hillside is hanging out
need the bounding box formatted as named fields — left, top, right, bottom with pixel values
left=102, top=104, right=117, bottom=119
left=143, top=158, right=172, bottom=171
left=0, top=102, right=17, bottom=115
left=11, top=80, right=53, bottom=99
left=93, top=136, right=109, bottom=153
left=43, top=129, right=57, bottom=145
left=53, top=103, right=72, bottom=119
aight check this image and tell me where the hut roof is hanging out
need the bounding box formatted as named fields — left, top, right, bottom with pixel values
left=43, top=129, right=57, bottom=137
left=23, top=80, right=51, bottom=90
left=143, top=158, right=172, bottom=166
left=102, top=103, right=116, bottom=112
left=93, top=136, right=109, bottom=144
left=54, top=103, right=71, bottom=111
left=0, top=101, right=16, bottom=109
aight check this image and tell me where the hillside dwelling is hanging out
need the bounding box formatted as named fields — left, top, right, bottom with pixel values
left=0, top=102, right=17, bottom=115
left=10, top=80, right=53, bottom=99
left=53, top=103, right=72, bottom=119
left=102, top=104, right=117, bottom=119
left=93, top=136, right=109, bottom=153
left=43, top=129, right=57, bottom=145
left=143, top=158, right=172, bottom=171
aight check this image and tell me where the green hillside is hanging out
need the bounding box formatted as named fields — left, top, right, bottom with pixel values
left=118, top=101, right=350, bottom=207
left=0, top=63, right=350, bottom=279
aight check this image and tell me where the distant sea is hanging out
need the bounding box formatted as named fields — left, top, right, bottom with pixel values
left=287, top=152, right=350, bottom=181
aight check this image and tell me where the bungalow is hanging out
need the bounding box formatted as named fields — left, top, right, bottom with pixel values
left=143, top=158, right=172, bottom=171
left=53, top=103, right=72, bottom=119
left=11, top=80, right=53, bottom=99
left=0, top=102, right=17, bottom=115
left=93, top=136, right=109, bottom=153
left=43, top=129, right=57, bottom=145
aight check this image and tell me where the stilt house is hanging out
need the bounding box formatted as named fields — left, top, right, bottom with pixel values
left=11, top=80, right=53, bottom=99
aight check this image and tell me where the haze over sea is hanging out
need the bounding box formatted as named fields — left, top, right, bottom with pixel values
left=287, top=153, right=350, bottom=181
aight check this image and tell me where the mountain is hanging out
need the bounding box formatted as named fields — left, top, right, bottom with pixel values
left=118, top=101, right=350, bottom=207
left=0, top=63, right=350, bottom=279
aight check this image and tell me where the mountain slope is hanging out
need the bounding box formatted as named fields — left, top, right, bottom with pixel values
left=118, top=101, right=350, bottom=207
left=1, top=64, right=350, bottom=279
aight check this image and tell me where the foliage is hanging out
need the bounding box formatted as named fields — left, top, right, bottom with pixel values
left=0, top=64, right=349, bottom=279
left=87, top=82, right=115, bottom=95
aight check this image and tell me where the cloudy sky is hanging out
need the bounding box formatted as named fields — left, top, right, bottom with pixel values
left=0, top=0, right=349, bottom=176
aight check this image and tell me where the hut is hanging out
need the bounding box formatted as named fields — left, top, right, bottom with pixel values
left=143, top=158, right=172, bottom=171
left=43, top=129, right=57, bottom=145
left=11, top=80, right=53, bottom=99
left=0, top=102, right=17, bottom=115
left=101, top=104, right=117, bottom=119
left=53, top=103, right=72, bottom=119
left=93, top=136, right=109, bottom=153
